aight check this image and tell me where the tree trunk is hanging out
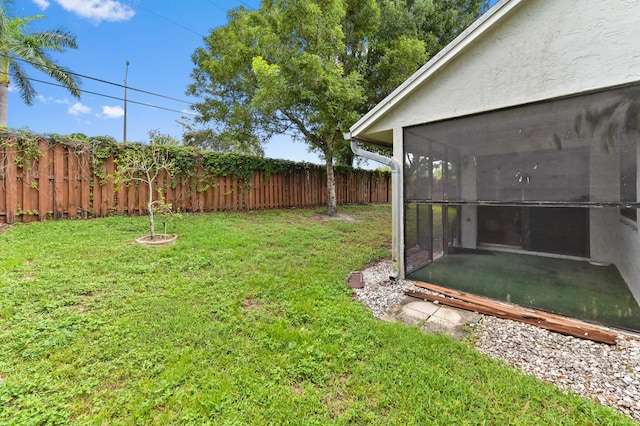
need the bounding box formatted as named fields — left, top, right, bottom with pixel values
left=325, top=156, right=337, bottom=217
left=149, top=204, right=156, bottom=239
left=0, top=83, right=9, bottom=127
left=148, top=182, right=156, bottom=239
left=339, top=151, right=354, bottom=167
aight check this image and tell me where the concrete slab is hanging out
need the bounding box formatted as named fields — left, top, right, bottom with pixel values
left=431, top=306, right=462, bottom=324
left=422, top=308, right=481, bottom=339
left=386, top=296, right=482, bottom=339
left=421, top=316, right=466, bottom=339
left=403, top=301, right=440, bottom=319
left=393, top=300, right=439, bottom=325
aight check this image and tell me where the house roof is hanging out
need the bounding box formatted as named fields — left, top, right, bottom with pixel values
left=349, top=0, right=524, bottom=144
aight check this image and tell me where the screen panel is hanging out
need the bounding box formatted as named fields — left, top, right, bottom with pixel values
left=404, top=82, right=640, bottom=206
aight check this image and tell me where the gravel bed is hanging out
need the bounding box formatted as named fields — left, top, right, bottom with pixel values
left=353, top=261, right=640, bottom=422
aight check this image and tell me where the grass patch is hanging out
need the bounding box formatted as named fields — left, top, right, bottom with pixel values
left=0, top=205, right=632, bottom=424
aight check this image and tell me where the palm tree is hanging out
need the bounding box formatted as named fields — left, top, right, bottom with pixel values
left=0, top=2, right=81, bottom=126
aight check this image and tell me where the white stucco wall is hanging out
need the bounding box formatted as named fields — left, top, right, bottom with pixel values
left=393, top=127, right=405, bottom=277
left=357, top=0, right=640, bottom=138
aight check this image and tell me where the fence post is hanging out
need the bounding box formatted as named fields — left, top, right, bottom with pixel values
left=79, top=150, right=90, bottom=218
left=4, top=144, right=17, bottom=224
left=37, top=140, right=50, bottom=221
left=52, top=143, right=65, bottom=219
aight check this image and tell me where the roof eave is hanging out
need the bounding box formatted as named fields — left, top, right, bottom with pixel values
left=349, top=0, right=525, bottom=138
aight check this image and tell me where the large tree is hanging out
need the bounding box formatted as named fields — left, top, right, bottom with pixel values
left=178, top=118, right=265, bottom=156
left=0, top=2, right=81, bottom=126
left=188, top=0, right=487, bottom=216
left=337, top=0, right=488, bottom=165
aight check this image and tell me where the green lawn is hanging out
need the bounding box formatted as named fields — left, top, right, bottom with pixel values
left=0, top=205, right=633, bottom=425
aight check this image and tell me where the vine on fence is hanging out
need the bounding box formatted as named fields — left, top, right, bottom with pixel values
left=1, top=129, right=390, bottom=184
left=0, top=130, right=43, bottom=179
left=0, top=130, right=391, bottom=220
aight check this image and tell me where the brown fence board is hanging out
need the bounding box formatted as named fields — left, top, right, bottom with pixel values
left=52, top=144, right=64, bottom=219
left=0, top=147, right=6, bottom=220
left=37, top=141, right=49, bottom=220
left=0, top=139, right=391, bottom=224
left=196, top=176, right=205, bottom=212
left=139, top=176, right=149, bottom=214
left=67, top=147, right=77, bottom=218
left=5, top=145, right=18, bottom=224
left=80, top=153, right=90, bottom=218
left=21, top=157, right=37, bottom=223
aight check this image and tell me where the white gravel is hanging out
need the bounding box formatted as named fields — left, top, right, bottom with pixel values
left=353, top=261, right=640, bottom=422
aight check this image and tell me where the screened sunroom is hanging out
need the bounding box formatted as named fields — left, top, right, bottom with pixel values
left=403, top=82, right=640, bottom=331
left=348, top=0, right=640, bottom=332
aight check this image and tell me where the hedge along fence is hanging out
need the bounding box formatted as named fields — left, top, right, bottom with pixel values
left=0, top=132, right=391, bottom=224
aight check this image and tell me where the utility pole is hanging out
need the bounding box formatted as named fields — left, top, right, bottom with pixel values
left=123, top=60, right=130, bottom=143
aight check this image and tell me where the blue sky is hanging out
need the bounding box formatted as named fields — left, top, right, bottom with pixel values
left=8, top=0, right=497, bottom=165
left=8, top=0, right=323, bottom=163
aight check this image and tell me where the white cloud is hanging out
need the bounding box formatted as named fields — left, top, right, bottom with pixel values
left=36, top=95, right=53, bottom=104
left=32, top=0, right=50, bottom=10
left=98, top=105, right=124, bottom=119
left=37, top=96, right=74, bottom=105
left=54, top=0, right=135, bottom=23
left=68, top=102, right=91, bottom=115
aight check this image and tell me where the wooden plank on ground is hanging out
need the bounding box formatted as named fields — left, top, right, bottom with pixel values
left=415, top=281, right=520, bottom=311
left=405, top=287, right=617, bottom=345
left=414, top=282, right=620, bottom=335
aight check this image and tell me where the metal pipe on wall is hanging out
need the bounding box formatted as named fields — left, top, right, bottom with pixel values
left=345, top=133, right=403, bottom=278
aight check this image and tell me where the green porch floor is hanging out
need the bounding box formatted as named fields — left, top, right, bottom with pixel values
left=408, top=250, right=640, bottom=332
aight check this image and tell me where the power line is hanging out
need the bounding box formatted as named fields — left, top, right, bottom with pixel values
left=2, top=71, right=198, bottom=116
left=237, top=1, right=255, bottom=10
left=136, top=5, right=206, bottom=38
left=1, top=53, right=193, bottom=106
left=203, top=0, right=256, bottom=13
left=203, top=0, right=228, bottom=13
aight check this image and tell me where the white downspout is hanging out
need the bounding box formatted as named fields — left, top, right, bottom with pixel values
left=345, top=133, right=403, bottom=278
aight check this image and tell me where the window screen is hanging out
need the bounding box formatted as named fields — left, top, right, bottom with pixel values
left=404, top=82, right=640, bottom=206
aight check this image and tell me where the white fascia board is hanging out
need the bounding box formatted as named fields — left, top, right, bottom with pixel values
left=350, top=0, right=525, bottom=138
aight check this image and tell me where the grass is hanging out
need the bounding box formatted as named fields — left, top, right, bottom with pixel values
left=0, top=205, right=634, bottom=425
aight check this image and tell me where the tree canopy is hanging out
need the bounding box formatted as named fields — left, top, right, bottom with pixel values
left=0, top=1, right=81, bottom=126
left=178, top=118, right=264, bottom=156
left=188, top=0, right=487, bottom=215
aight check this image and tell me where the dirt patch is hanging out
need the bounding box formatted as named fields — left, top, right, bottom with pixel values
left=242, top=297, right=262, bottom=311
left=135, top=234, right=177, bottom=246
left=291, top=382, right=304, bottom=396
left=241, top=297, right=283, bottom=320
left=332, top=213, right=357, bottom=222
left=321, top=374, right=351, bottom=419
left=312, top=212, right=358, bottom=222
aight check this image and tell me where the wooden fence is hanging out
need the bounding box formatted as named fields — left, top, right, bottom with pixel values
left=0, top=140, right=391, bottom=224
